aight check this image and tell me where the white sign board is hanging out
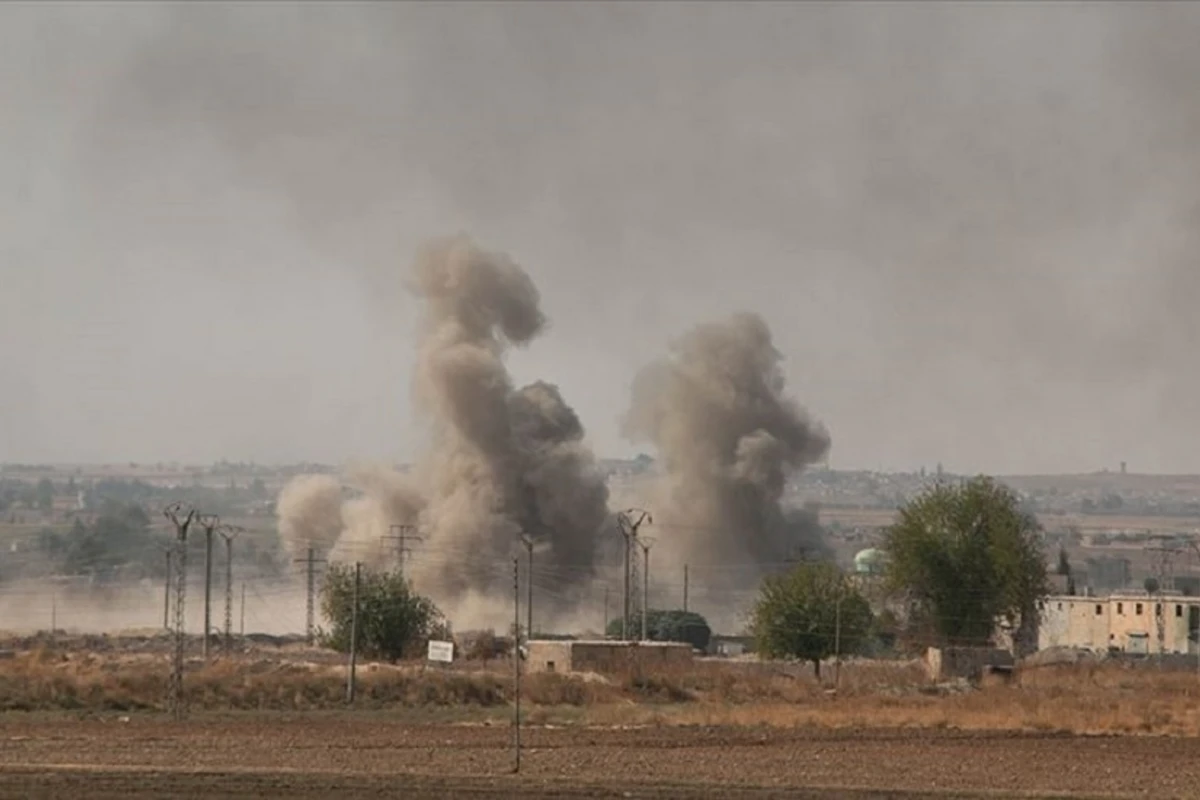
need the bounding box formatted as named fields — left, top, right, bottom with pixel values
left=427, top=640, right=454, bottom=663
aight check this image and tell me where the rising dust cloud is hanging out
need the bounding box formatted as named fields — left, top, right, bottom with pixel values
left=276, top=239, right=830, bottom=629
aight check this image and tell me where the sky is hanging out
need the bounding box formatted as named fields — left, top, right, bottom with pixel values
left=2, top=2, right=1199, bottom=475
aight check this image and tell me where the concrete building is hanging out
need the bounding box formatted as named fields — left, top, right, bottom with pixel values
left=525, top=640, right=693, bottom=675
left=1038, top=593, right=1200, bottom=655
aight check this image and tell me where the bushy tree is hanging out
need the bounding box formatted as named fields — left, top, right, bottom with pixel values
left=750, top=561, right=873, bottom=676
left=884, top=476, right=1048, bottom=647
left=605, top=609, right=712, bottom=651
left=320, top=565, right=445, bottom=661
left=37, top=502, right=167, bottom=579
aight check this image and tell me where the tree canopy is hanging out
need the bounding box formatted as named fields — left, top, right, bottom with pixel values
left=750, top=560, right=873, bottom=676
left=320, top=565, right=446, bottom=661
left=605, top=609, right=712, bottom=651
left=883, top=476, right=1048, bottom=647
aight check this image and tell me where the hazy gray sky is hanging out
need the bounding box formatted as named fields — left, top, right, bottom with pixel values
left=3, top=2, right=1199, bottom=474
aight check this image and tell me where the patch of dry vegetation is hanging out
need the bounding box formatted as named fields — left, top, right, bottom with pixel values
left=2, top=647, right=1199, bottom=736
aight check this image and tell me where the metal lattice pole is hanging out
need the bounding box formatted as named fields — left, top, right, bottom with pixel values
left=616, top=510, right=651, bottom=641
left=164, top=503, right=195, bottom=720
left=219, top=526, right=241, bottom=654
left=294, top=546, right=326, bottom=645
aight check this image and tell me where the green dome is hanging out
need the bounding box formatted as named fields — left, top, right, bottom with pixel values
left=853, top=548, right=886, bottom=575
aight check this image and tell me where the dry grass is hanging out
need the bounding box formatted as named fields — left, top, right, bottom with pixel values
left=2, top=647, right=1199, bottom=736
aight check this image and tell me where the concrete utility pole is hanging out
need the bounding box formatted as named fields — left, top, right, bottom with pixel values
left=346, top=562, right=361, bottom=704
left=512, top=556, right=521, bottom=774
left=616, top=509, right=652, bottom=641
left=384, top=524, right=422, bottom=578
left=294, top=546, right=326, bottom=645
left=163, top=502, right=196, bottom=720
left=218, top=525, right=243, bottom=654
left=834, top=589, right=844, bottom=690
left=197, top=514, right=220, bottom=660
left=683, top=564, right=689, bottom=613
left=1147, top=539, right=1181, bottom=663
left=520, top=535, right=534, bottom=639
left=603, top=584, right=609, bottom=635
left=638, top=537, right=655, bottom=642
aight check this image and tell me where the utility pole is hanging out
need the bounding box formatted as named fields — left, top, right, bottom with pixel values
left=384, top=524, right=421, bottom=578
left=603, top=584, right=609, bottom=636
left=240, top=582, right=246, bottom=638
left=638, top=537, right=655, bottom=642
left=616, top=509, right=651, bottom=641
left=197, top=513, right=220, bottom=660
left=834, top=590, right=844, bottom=690
left=295, top=546, right=326, bottom=645
left=512, top=555, right=521, bottom=774
left=163, top=549, right=173, bottom=631
left=683, top=564, right=689, bottom=613
left=1147, top=539, right=1181, bottom=662
left=164, top=502, right=196, bottom=720
left=218, top=525, right=242, bottom=654
left=520, top=535, right=534, bottom=639
left=346, top=562, right=361, bottom=704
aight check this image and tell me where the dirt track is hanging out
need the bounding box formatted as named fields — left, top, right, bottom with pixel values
left=1, top=715, right=1198, bottom=798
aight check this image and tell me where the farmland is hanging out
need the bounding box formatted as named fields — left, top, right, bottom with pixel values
left=1, top=638, right=1200, bottom=797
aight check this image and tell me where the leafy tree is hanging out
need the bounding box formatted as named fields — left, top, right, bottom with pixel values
left=883, top=476, right=1049, bottom=647
left=57, top=502, right=165, bottom=579
left=36, top=478, right=54, bottom=513
left=605, top=609, right=712, bottom=651
left=320, top=565, right=446, bottom=661
left=1057, top=547, right=1077, bottom=595
left=750, top=561, right=873, bottom=677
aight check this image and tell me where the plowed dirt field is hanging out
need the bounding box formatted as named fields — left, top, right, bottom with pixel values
left=0, top=716, right=1197, bottom=798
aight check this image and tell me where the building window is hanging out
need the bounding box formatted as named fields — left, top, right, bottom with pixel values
left=1156, top=604, right=1162, bottom=617
left=1096, top=604, right=1103, bottom=615
left=1118, top=602, right=1124, bottom=615
left=1136, top=603, right=1143, bottom=615
left=1178, top=605, right=1184, bottom=618
left=1057, top=602, right=1063, bottom=611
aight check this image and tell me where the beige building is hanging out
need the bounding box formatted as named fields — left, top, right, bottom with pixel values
left=525, top=640, right=694, bottom=675
left=1038, top=593, right=1200, bottom=654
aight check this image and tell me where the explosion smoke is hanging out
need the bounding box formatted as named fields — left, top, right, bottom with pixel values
left=275, top=474, right=343, bottom=559
left=273, top=237, right=611, bottom=625
left=408, top=236, right=610, bottom=603
left=624, top=312, right=831, bottom=586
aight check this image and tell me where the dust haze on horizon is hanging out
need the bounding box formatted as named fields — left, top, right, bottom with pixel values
left=3, top=3, right=1200, bottom=476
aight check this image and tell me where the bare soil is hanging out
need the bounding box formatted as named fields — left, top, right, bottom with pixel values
left=0, top=715, right=1196, bottom=798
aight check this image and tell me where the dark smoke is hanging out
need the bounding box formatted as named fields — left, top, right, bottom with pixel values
left=408, top=236, right=611, bottom=606
left=624, top=312, right=831, bottom=584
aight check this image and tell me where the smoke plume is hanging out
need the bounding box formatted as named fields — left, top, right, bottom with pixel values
left=624, top=312, right=831, bottom=585
left=275, top=474, right=343, bottom=559
left=408, top=236, right=610, bottom=606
